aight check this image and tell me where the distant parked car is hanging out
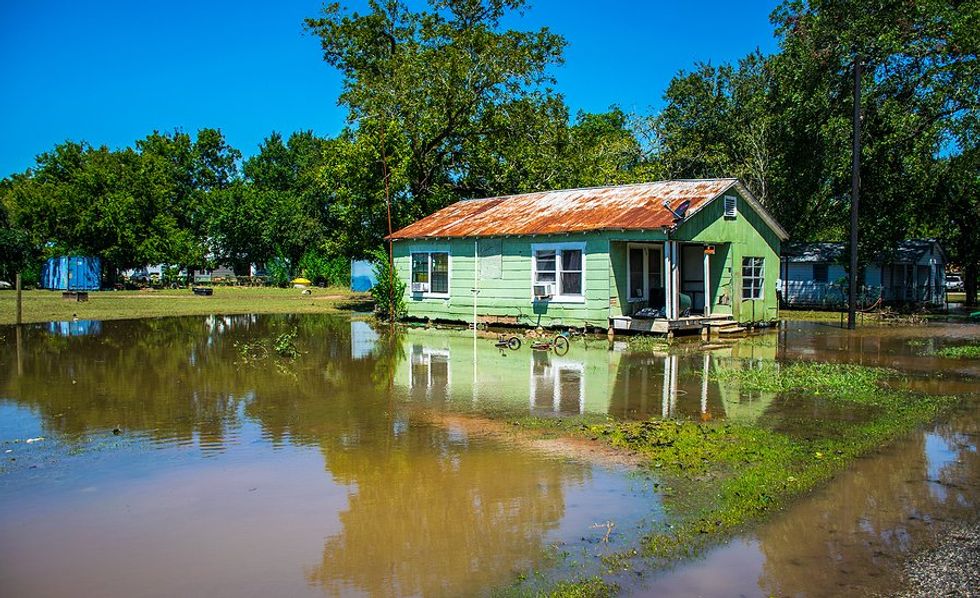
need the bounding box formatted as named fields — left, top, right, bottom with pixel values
left=0, top=280, right=11, bottom=289
left=946, top=275, right=964, bottom=292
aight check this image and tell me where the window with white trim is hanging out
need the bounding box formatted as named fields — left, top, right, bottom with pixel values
left=742, top=257, right=764, bottom=300
left=410, top=251, right=449, bottom=296
left=532, top=243, right=585, bottom=301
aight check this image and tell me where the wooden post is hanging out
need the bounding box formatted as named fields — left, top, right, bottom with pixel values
left=703, top=249, right=711, bottom=317
left=15, top=272, right=22, bottom=326
left=670, top=241, right=681, bottom=318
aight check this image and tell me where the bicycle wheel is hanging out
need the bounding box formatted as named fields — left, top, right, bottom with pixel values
left=507, top=336, right=522, bottom=350
left=553, top=335, right=569, bottom=355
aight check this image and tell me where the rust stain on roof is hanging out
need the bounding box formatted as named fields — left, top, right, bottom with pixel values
left=389, top=179, right=739, bottom=239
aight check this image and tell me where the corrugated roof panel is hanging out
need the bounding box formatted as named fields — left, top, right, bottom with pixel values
left=389, top=179, right=739, bottom=239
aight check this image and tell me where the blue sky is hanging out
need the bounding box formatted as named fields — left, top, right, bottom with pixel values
left=0, top=0, right=780, bottom=177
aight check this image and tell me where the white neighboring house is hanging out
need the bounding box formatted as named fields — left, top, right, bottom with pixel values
left=779, top=239, right=947, bottom=307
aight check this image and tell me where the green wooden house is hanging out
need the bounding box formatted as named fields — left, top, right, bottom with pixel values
left=388, top=179, right=788, bottom=334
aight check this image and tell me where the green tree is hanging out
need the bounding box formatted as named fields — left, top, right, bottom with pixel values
left=305, top=0, right=566, bottom=221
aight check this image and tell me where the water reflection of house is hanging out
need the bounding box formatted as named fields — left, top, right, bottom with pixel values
left=395, top=329, right=779, bottom=422
left=47, top=320, right=102, bottom=337
left=529, top=352, right=585, bottom=415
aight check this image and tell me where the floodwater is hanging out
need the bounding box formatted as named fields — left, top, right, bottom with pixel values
left=0, top=316, right=977, bottom=596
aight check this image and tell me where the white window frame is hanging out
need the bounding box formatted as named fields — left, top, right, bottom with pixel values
left=742, top=256, right=765, bottom=300
left=410, top=250, right=451, bottom=298
left=529, top=357, right=586, bottom=414
left=626, top=242, right=664, bottom=302
left=531, top=242, right=586, bottom=303
left=408, top=345, right=451, bottom=399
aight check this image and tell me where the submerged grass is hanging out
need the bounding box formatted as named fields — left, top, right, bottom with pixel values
left=586, top=360, right=958, bottom=561
left=935, top=344, right=980, bottom=359
left=492, top=359, right=960, bottom=587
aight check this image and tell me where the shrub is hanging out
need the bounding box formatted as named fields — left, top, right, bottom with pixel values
left=368, top=246, right=405, bottom=321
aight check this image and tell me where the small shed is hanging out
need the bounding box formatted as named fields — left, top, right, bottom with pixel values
left=351, top=260, right=378, bottom=292
left=41, top=256, right=101, bottom=290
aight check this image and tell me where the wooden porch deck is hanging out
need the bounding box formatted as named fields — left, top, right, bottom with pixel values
left=613, top=313, right=735, bottom=335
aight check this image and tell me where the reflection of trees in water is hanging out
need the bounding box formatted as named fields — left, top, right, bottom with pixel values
left=306, top=418, right=587, bottom=597
left=2, top=315, right=592, bottom=595
left=754, top=407, right=979, bottom=596
left=0, top=315, right=398, bottom=449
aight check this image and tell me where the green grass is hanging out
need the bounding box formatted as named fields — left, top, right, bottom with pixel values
left=490, top=360, right=960, bottom=575
left=586, top=361, right=957, bottom=560
left=0, top=287, right=372, bottom=325
left=935, top=344, right=980, bottom=359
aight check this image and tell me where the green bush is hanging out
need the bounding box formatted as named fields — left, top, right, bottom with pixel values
left=298, top=249, right=350, bottom=287
left=266, top=255, right=292, bottom=287
left=369, top=246, right=405, bottom=321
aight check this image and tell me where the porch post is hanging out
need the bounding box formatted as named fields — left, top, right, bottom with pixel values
left=671, top=241, right=680, bottom=318
left=703, top=248, right=711, bottom=316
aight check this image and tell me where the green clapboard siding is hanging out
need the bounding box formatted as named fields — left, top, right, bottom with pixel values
left=393, top=189, right=781, bottom=327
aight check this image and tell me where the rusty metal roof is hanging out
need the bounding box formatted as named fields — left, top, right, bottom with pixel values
left=389, top=179, right=746, bottom=239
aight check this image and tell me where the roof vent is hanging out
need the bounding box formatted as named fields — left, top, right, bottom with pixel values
left=723, top=195, right=737, bottom=218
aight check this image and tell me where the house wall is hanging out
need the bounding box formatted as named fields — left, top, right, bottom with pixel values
left=780, top=262, right=849, bottom=306
left=672, top=188, right=782, bottom=323
left=394, top=233, right=638, bottom=328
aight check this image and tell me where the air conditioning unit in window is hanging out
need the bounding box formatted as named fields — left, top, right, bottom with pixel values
left=533, top=283, right=554, bottom=299
left=411, top=282, right=429, bottom=293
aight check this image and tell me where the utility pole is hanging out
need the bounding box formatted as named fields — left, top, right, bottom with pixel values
left=848, top=56, right=861, bottom=330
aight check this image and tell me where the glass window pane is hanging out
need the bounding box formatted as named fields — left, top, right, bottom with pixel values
left=562, top=249, right=582, bottom=271
left=629, top=248, right=644, bottom=298
left=431, top=253, right=448, bottom=274
left=412, top=254, right=429, bottom=283
left=649, top=250, right=663, bottom=288
left=535, top=250, right=556, bottom=271
left=536, top=271, right=556, bottom=284
left=561, top=272, right=582, bottom=295
left=431, top=272, right=448, bottom=293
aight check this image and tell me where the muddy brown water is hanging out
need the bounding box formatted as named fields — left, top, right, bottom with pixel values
left=0, top=316, right=977, bottom=596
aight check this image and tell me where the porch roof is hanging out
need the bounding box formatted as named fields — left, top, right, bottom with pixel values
left=389, top=179, right=787, bottom=240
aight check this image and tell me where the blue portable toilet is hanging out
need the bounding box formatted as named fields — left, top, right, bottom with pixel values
left=41, top=256, right=101, bottom=290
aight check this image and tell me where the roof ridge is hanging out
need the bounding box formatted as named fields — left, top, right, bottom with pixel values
left=459, top=178, right=738, bottom=203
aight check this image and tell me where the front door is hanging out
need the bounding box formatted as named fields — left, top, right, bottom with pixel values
left=627, top=243, right=664, bottom=311
left=680, top=245, right=706, bottom=313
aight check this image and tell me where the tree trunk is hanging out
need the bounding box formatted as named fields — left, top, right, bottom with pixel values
left=966, top=262, right=978, bottom=307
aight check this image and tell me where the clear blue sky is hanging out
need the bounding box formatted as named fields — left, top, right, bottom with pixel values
left=0, top=0, right=779, bottom=178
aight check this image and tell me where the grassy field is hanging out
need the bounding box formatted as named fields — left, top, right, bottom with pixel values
left=0, top=287, right=373, bottom=325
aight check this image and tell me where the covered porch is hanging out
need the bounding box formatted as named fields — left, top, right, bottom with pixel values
left=608, top=239, right=737, bottom=335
